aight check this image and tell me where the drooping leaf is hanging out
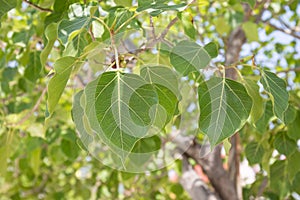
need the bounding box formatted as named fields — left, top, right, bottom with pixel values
left=242, top=21, right=259, bottom=42
left=283, top=105, right=297, bottom=125
left=170, top=41, right=218, bottom=76
left=243, top=78, right=264, bottom=124
left=82, top=71, right=160, bottom=164
left=274, top=132, right=296, bottom=156
left=178, top=12, right=197, bottom=40
left=40, top=23, right=58, bottom=66
left=137, top=0, right=186, bottom=16
left=255, top=101, right=273, bottom=133
left=47, top=56, right=77, bottom=115
left=270, top=160, right=290, bottom=198
left=245, top=141, right=265, bottom=165
left=58, top=16, right=90, bottom=44
left=0, top=0, right=17, bottom=20
left=24, top=51, right=42, bottom=82
left=140, top=66, right=180, bottom=124
left=63, top=29, right=89, bottom=57
left=260, top=70, right=289, bottom=122
left=114, top=0, right=132, bottom=7
left=287, top=111, right=300, bottom=141
left=198, top=77, right=252, bottom=146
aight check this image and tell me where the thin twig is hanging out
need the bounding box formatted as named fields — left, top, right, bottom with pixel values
left=22, top=0, right=53, bottom=12
left=264, top=21, right=300, bottom=40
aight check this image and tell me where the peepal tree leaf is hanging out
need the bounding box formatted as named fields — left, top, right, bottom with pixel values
left=243, top=78, right=264, bottom=124
left=198, top=77, right=252, bottom=146
left=24, top=51, right=42, bottom=82
left=260, top=70, right=289, bottom=122
left=137, top=0, right=186, bottom=16
left=255, top=101, right=273, bottom=133
left=92, top=72, right=158, bottom=154
left=245, top=142, right=264, bottom=165
left=40, top=23, right=58, bottom=66
left=0, top=0, right=17, bottom=20
left=47, top=56, right=76, bottom=115
left=274, top=132, right=296, bottom=156
left=170, top=41, right=218, bottom=76
left=140, top=66, right=180, bottom=124
left=58, top=17, right=90, bottom=44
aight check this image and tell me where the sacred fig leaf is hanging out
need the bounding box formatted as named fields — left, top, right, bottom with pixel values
left=140, top=66, right=180, bottom=124
left=47, top=56, right=77, bottom=115
left=245, top=141, right=265, bottom=165
left=198, top=77, right=252, bottom=146
left=85, top=72, right=160, bottom=156
left=260, top=70, right=289, bottom=122
left=0, top=0, right=17, bottom=21
left=274, top=132, right=296, bottom=156
left=170, top=41, right=218, bottom=76
left=40, top=23, right=58, bottom=66
left=243, top=78, right=264, bottom=124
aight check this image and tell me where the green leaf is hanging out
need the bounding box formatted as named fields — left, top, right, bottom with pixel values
left=47, top=56, right=77, bottom=115
left=170, top=41, right=218, bottom=76
left=58, top=17, right=90, bottom=44
left=243, top=78, right=264, bottom=124
left=270, top=160, right=290, bottom=198
left=63, top=29, right=89, bottom=57
left=283, top=105, right=297, bottom=125
left=242, top=22, right=259, bottom=42
left=287, top=110, right=300, bottom=141
left=24, top=51, right=42, bottom=82
left=82, top=72, right=159, bottom=163
left=140, top=66, right=180, bottom=124
left=0, top=0, right=17, bottom=20
left=255, top=101, right=273, bottom=133
left=241, top=0, right=256, bottom=8
left=137, top=0, right=186, bottom=16
left=178, top=12, right=197, bottom=40
left=287, top=151, right=300, bottom=182
left=40, top=23, right=58, bottom=66
left=274, top=132, right=296, bottom=156
left=260, top=70, right=289, bottom=122
left=198, top=77, right=252, bottom=146
left=114, top=0, right=132, bottom=7
left=245, top=141, right=264, bottom=165
left=214, top=17, right=231, bottom=35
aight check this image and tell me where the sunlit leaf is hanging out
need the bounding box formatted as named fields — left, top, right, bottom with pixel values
left=260, top=70, right=289, bottom=122
left=170, top=41, right=218, bottom=75
left=47, top=56, right=77, bottom=115
left=198, top=77, right=252, bottom=146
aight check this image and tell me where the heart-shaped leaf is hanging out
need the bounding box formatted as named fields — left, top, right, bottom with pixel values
left=170, top=41, right=218, bottom=76
left=198, top=77, right=252, bottom=146
left=260, top=70, right=289, bottom=122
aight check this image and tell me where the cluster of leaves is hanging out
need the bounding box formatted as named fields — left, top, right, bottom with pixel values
left=0, top=0, right=300, bottom=199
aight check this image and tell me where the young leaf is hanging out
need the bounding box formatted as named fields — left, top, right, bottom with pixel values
left=274, top=132, right=297, bottom=156
left=40, top=23, right=58, bottom=66
left=255, top=101, right=273, bottom=133
left=58, top=17, right=90, bottom=44
left=245, top=141, right=265, bottom=165
left=0, top=0, right=17, bottom=20
left=24, top=51, right=42, bottom=82
left=243, top=78, right=264, bottom=124
left=260, top=70, right=289, bottom=122
left=170, top=41, right=218, bottom=76
left=47, top=56, right=76, bottom=115
left=140, top=66, right=180, bottom=124
left=242, top=22, right=259, bottom=42
left=198, top=77, right=252, bottom=146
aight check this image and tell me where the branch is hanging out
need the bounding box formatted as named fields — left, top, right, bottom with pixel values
left=23, top=0, right=53, bottom=12
left=172, top=133, right=238, bottom=200
left=180, top=154, right=220, bottom=200
left=264, top=21, right=300, bottom=40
